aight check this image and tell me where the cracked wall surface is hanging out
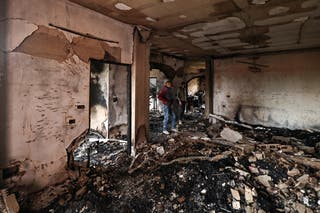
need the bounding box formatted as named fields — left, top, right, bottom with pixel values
left=1, top=0, right=134, bottom=195
left=214, top=51, right=320, bottom=130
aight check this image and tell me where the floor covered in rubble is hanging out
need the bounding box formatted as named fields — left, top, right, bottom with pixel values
left=19, top=113, right=320, bottom=213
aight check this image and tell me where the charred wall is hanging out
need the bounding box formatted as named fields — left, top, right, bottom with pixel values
left=214, top=51, right=320, bottom=130
left=0, top=0, right=134, bottom=195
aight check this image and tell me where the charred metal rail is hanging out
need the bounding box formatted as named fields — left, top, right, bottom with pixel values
left=49, top=23, right=119, bottom=44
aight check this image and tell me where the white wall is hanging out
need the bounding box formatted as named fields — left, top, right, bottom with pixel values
left=214, top=51, right=320, bottom=130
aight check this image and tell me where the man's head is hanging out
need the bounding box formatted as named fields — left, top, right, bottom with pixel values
left=165, top=80, right=172, bottom=88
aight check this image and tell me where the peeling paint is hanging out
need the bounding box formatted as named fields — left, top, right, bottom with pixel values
left=0, top=19, right=38, bottom=52
left=204, top=17, right=246, bottom=34
left=14, top=25, right=72, bottom=62
left=13, top=25, right=121, bottom=63
left=189, top=17, right=246, bottom=50
left=71, top=37, right=121, bottom=63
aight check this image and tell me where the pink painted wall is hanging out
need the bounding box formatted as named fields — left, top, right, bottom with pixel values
left=0, top=0, right=134, bottom=194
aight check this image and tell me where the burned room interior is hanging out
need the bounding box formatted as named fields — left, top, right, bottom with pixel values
left=0, top=0, right=320, bottom=212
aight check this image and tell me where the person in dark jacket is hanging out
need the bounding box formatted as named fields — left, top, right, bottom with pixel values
left=158, top=80, right=177, bottom=135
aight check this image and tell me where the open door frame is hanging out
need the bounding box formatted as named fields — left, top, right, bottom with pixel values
left=89, top=59, right=132, bottom=155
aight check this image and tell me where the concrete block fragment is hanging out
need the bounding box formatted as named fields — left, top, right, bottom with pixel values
left=245, top=186, right=254, bottom=204
left=232, top=200, right=241, bottom=209
left=256, top=175, right=272, bottom=187
left=296, top=174, right=310, bottom=185
left=156, top=146, right=165, bottom=155
left=231, top=188, right=240, bottom=201
left=220, top=127, right=243, bottom=142
left=287, top=168, right=300, bottom=177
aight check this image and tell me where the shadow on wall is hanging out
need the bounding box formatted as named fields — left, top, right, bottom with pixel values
left=0, top=1, right=8, bottom=176
left=236, top=105, right=286, bottom=128
left=236, top=105, right=320, bottom=130
left=90, top=60, right=109, bottom=136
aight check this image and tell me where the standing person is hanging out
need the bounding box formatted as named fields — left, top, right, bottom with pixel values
left=177, top=82, right=187, bottom=125
left=158, top=80, right=177, bottom=135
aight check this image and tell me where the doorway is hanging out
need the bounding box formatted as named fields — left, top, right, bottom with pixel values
left=89, top=60, right=131, bottom=151
left=187, top=76, right=206, bottom=112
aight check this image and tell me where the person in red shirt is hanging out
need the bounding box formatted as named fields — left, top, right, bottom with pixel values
left=158, top=80, right=177, bottom=135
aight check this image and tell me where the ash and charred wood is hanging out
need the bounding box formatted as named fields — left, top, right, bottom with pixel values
left=209, top=114, right=253, bottom=129
left=161, top=151, right=233, bottom=166
left=286, top=155, right=320, bottom=170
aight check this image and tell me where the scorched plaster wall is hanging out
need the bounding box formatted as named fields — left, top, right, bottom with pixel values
left=214, top=51, right=320, bottom=130
left=0, top=0, right=134, bottom=194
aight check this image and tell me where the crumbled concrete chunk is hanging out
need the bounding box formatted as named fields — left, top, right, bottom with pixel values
left=232, top=200, right=241, bottom=209
left=255, top=153, right=264, bottom=160
left=294, top=202, right=306, bottom=213
left=256, top=175, right=272, bottom=188
left=230, top=188, right=240, bottom=201
left=156, top=146, right=165, bottom=155
left=248, top=156, right=257, bottom=162
left=297, top=174, right=310, bottom=185
left=249, top=166, right=259, bottom=174
left=287, top=168, right=300, bottom=177
left=245, top=186, right=254, bottom=204
left=168, top=138, right=175, bottom=143
left=220, top=127, right=243, bottom=142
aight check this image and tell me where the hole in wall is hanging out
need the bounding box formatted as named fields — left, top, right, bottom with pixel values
left=76, top=105, right=85, bottom=109
left=69, top=119, right=76, bottom=125
left=2, top=165, right=19, bottom=179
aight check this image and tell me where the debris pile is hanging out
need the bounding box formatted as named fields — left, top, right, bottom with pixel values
left=0, top=189, right=19, bottom=213
left=72, top=130, right=128, bottom=168
left=20, top=114, right=320, bottom=212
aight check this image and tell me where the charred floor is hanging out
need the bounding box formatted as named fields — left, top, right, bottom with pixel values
left=1, top=0, right=320, bottom=212
left=15, top=112, right=320, bottom=212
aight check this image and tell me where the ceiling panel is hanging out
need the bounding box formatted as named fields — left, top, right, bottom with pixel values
left=70, top=0, right=320, bottom=58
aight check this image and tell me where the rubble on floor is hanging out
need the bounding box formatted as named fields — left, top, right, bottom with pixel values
left=19, top=113, right=320, bottom=212
left=0, top=189, right=19, bottom=213
left=71, top=130, right=128, bottom=168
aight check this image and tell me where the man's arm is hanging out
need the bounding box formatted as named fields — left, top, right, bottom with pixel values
left=158, top=87, right=168, bottom=105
